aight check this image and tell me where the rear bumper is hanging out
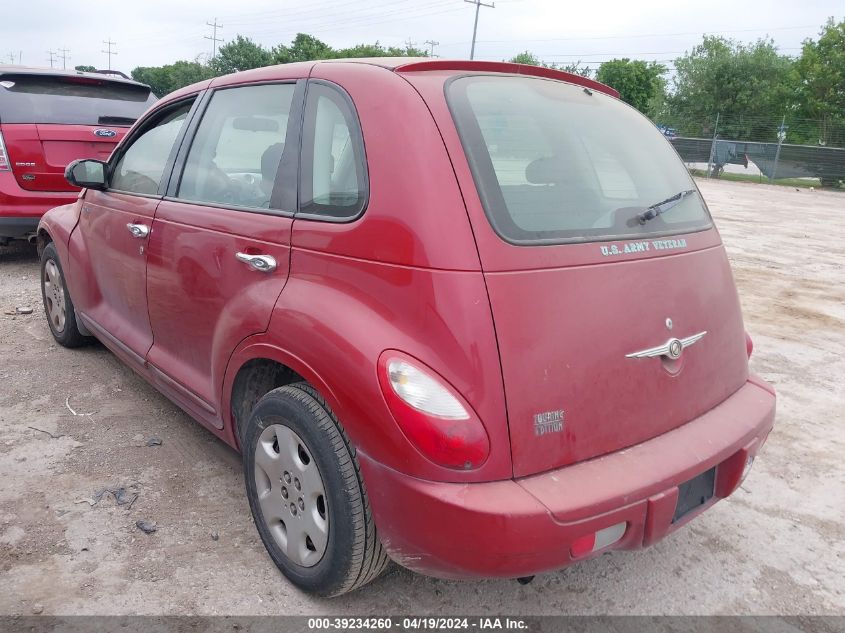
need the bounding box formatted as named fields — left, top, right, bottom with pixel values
left=0, top=172, right=77, bottom=237
left=360, top=375, right=776, bottom=579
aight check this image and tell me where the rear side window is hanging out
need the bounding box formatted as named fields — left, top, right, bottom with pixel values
left=299, top=82, right=367, bottom=220
left=0, top=74, right=156, bottom=126
left=447, top=75, right=711, bottom=245
left=176, top=83, right=296, bottom=210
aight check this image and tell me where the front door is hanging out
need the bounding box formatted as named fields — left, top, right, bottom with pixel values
left=71, top=99, right=196, bottom=364
left=145, top=81, right=304, bottom=426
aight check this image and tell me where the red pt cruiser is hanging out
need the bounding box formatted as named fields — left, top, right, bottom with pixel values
left=36, top=59, right=776, bottom=596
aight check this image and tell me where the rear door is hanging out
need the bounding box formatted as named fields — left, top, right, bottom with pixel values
left=0, top=72, right=154, bottom=191
left=144, top=80, right=304, bottom=426
left=70, top=97, right=196, bottom=365
left=439, top=74, right=750, bottom=478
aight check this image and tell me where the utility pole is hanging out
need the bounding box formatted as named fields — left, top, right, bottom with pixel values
left=7, top=53, right=15, bottom=64
left=102, top=39, right=117, bottom=70
left=205, top=18, right=224, bottom=59
left=706, top=112, right=720, bottom=178
left=58, top=48, right=71, bottom=70
left=770, top=115, right=787, bottom=183
left=424, top=39, right=439, bottom=57
left=46, top=50, right=56, bottom=69
left=464, top=0, right=494, bottom=60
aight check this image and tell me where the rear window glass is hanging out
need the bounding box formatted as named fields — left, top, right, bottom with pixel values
left=0, top=74, right=155, bottom=126
left=447, top=76, right=711, bottom=245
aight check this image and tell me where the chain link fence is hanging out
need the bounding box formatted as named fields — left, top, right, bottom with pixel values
left=653, top=112, right=845, bottom=187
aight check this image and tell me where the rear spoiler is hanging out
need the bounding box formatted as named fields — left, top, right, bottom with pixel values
left=393, top=60, right=620, bottom=99
left=0, top=66, right=145, bottom=89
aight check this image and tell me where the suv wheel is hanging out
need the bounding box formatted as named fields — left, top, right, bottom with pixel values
left=40, top=242, right=89, bottom=348
left=242, top=383, right=389, bottom=596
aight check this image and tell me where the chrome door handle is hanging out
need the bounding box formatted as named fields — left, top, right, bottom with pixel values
left=126, top=223, right=149, bottom=238
left=235, top=252, right=277, bottom=273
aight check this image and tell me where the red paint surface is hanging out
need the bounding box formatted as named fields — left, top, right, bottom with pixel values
left=1, top=123, right=124, bottom=192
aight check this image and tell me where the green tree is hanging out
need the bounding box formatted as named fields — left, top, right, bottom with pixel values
left=131, top=60, right=214, bottom=97
left=74, top=64, right=97, bottom=72
left=271, top=34, right=427, bottom=64
left=334, top=41, right=428, bottom=59
left=793, top=18, right=845, bottom=145
left=595, top=58, right=666, bottom=115
left=210, top=35, right=273, bottom=75
left=667, top=36, right=793, bottom=140
left=508, top=51, right=591, bottom=77
left=509, top=51, right=545, bottom=66
left=272, top=33, right=333, bottom=64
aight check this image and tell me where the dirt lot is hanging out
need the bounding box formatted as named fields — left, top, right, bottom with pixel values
left=0, top=178, right=843, bottom=616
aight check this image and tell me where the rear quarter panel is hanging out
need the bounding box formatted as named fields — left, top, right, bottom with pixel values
left=242, top=252, right=512, bottom=482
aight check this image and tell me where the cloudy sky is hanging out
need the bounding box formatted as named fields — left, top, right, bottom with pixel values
left=2, top=0, right=842, bottom=74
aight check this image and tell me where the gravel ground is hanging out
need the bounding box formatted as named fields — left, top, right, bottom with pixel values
left=0, top=178, right=843, bottom=616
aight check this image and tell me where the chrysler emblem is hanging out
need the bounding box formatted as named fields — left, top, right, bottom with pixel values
left=626, top=331, right=707, bottom=360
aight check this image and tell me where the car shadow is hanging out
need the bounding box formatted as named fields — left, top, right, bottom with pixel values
left=0, top=240, right=39, bottom=262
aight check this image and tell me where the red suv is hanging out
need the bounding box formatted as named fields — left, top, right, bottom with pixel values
left=0, top=66, right=156, bottom=243
left=36, top=59, right=776, bottom=596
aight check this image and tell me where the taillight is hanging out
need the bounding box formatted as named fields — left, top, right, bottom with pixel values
left=745, top=332, right=754, bottom=359
left=377, top=351, right=490, bottom=470
left=0, top=131, right=10, bottom=171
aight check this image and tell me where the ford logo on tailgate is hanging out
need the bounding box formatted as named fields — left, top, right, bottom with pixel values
left=93, top=128, right=117, bottom=138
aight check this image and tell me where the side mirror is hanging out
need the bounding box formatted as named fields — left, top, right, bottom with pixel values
left=65, top=159, right=107, bottom=190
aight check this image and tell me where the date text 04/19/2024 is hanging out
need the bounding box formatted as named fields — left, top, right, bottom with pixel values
left=306, top=617, right=529, bottom=630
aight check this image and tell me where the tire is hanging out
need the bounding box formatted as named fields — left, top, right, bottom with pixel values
left=40, top=242, right=89, bottom=348
left=242, top=383, right=389, bottom=596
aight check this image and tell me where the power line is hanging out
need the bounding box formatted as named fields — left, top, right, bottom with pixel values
left=450, top=23, right=821, bottom=45
left=205, top=18, right=224, bottom=58
left=238, top=0, right=457, bottom=36
left=46, top=50, right=56, bottom=69
left=465, top=0, right=495, bottom=60
left=222, top=0, right=434, bottom=27
left=58, top=48, right=71, bottom=70
left=102, top=39, right=117, bottom=70
left=540, top=46, right=802, bottom=58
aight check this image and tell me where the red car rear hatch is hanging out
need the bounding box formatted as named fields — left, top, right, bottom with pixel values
left=413, top=70, right=751, bottom=478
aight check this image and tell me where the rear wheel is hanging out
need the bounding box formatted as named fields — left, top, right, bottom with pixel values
left=242, top=383, right=388, bottom=596
left=40, top=242, right=88, bottom=348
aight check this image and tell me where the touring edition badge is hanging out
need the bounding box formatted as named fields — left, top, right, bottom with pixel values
left=534, top=409, right=565, bottom=436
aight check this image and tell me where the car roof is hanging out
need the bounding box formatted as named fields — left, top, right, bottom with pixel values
left=0, top=65, right=149, bottom=89
left=161, top=58, right=620, bottom=104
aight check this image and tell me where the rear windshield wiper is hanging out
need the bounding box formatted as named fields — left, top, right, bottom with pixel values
left=98, top=115, right=136, bottom=126
left=630, top=189, right=698, bottom=226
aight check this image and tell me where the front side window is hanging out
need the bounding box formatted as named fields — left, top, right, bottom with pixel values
left=177, top=84, right=296, bottom=210
left=299, top=83, right=367, bottom=219
left=110, top=101, right=192, bottom=195
left=447, top=76, right=712, bottom=244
